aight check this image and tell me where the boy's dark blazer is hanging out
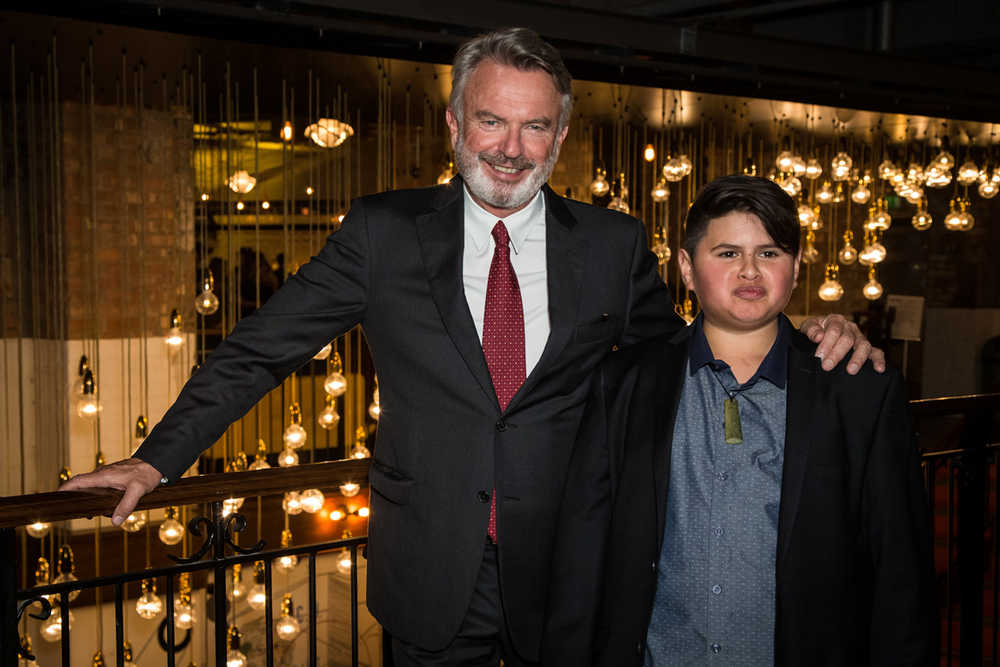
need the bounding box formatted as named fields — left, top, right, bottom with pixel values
left=545, top=319, right=936, bottom=666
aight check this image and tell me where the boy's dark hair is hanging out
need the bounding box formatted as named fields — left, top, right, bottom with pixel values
left=683, top=175, right=800, bottom=258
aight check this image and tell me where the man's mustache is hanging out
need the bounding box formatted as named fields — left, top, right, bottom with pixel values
left=479, top=152, right=535, bottom=171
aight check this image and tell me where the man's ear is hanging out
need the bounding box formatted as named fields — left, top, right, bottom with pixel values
left=445, top=107, right=460, bottom=150
left=678, top=248, right=696, bottom=292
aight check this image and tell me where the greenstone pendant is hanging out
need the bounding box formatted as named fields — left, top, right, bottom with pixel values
left=724, top=397, right=743, bottom=445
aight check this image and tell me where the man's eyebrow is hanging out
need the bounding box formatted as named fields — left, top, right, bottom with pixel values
left=474, top=110, right=504, bottom=120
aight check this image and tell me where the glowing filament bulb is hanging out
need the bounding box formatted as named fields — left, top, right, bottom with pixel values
left=26, top=522, right=51, bottom=539
left=863, top=268, right=884, bottom=301
left=276, top=594, right=301, bottom=641
left=165, top=309, right=184, bottom=349
left=136, top=579, right=163, bottom=619
left=299, top=488, right=325, bottom=514
left=194, top=271, right=219, bottom=316
left=817, top=264, right=844, bottom=302
left=158, top=507, right=185, bottom=545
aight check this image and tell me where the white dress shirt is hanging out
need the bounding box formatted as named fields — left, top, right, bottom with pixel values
left=462, top=186, right=549, bottom=377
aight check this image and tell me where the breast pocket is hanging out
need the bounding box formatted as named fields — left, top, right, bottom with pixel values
left=572, top=313, right=622, bottom=344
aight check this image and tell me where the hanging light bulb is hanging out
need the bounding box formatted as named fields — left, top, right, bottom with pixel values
left=165, top=309, right=184, bottom=349
left=194, top=271, right=219, bottom=316
left=903, top=184, right=924, bottom=205
left=863, top=266, right=884, bottom=300
left=121, top=510, right=148, bottom=533
left=643, top=144, right=656, bottom=162
left=336, top=531, right=355, bottom=575
left=158, top=506, right=185, bottom=546
left=650, top=177, right=669, bottom=203
left=830, top=152, right=852, bottom=181
left=304, top=118, right=354, bottom=148
left=277, top=529, right=298, bottom=572
left=864, top=200, right=891, bottom=232
left=249, top=439, right=271, bottom=470
left=92, top=649, right=106, bottom=667
left=979, top=177, right=999, bottom=199
left=831, top=182, right=845, bottom=204
left=227, top=563, right=248, bottom=601
left=790, top=155, right=806, bottom=177
left=877, top=159, right=897, bottom=181
left=221, top=454, right=247, bottom=518
left=40, top=607, right=73, bottom=642
left=174, top=573, right=195, bottom=630
left=318, top=394, right=340, bottom=430
left=227, top=170, right=256, bottom=194
left=122, top=640, right=136, bottom=667
left=34, top=557, right=52, bottom=606
left=775, top=150, right=795, bottom=172
left=859, top=231, right=887, bottom=265
left=797, top=203, right=816, bottom=228
left=281, top=121, right=293, bottom=142
left=934, top=149, right=955, bottom=170
left=226, top=626, right=248, bottom=667
left=71, top=355, right=90, bottom=395
left=589, top=167, right=609, bottom=196
left=276, top=594, right=302, bottom=641
left=808, top=207, right=824, bottom=231
left=924, top=163, right=952, bottom=188
left=52, top=546, right=80, bottom=601
left=278, top=447, right=299, bottom=467
left=801, top=230, right=819, bottom=264
left=662, top=155, right=686, bottom=182
left=850, top=181, right=871, bottom=205
left=130, top=414, right=149, bottom=454
left=350, top=426, right=371, bottom=459
left=76, top=369, right=101, bottom=418
left=956, top=161, right=980, bottom=186
left=943, top=198, right=964, bottom=230
left=283, top=403, right=307, bottom=449
left=803, top=157, right=822, bottom=180
left=650, top=230, right=671, bottom=265
left=838, top=230, right=858, bottom=265
left=607, top=173, right=630, bottom=213
left=282, top=491, right=303, bottom=515
left=323, top=352, right=348, bottom=397
left=676, top=154, right=693, bottom=177
left=340, top=481, right=361, bottom=497
left=912, top=199, right=933, bottom=230
left=778, top=175, right=802, bottom=197
left=25, top=521, right=51, bottom=539
left=300, top=488, right=325, bottom=514
left=742, top=157, right=758, bottom=176
left=136, top=578, right=164, bottom=619
left=247, top=561, right=267, bottom=611
left=818, top=264, right=845, bottom=302
left=905, top=162, right=925, bottom=184
left=815, top=181, right=834, bottom=205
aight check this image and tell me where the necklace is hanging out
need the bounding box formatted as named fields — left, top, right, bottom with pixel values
left=708, top=365, right=748, bottom=445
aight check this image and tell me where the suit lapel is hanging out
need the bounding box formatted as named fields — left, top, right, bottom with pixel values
left=654, top=327, right=692, bottom=550
left=415, top=178, right=498, bottom=407
left=507, top=186, right=585, bottom=411
left=776, top=332, right=820, bottom=566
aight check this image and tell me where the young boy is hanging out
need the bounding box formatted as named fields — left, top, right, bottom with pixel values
left=548, top=175, right=936, bottom=666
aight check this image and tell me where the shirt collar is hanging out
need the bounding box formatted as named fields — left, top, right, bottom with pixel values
left=688, top=312, right=790, bottom=389
left=463, top=186, right=545, bottom=256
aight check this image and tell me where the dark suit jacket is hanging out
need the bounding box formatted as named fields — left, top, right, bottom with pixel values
left=135, top=177, right=681, bottom=658
left=547, top=321, right=936, bottom=666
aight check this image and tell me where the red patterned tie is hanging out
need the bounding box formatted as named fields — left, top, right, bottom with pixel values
left=482, top=221, right=526, bottom=542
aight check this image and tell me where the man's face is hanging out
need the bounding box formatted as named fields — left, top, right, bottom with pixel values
left=679, top=211, right=801, bottom=333
left=446, top=60, right=569, bottom=217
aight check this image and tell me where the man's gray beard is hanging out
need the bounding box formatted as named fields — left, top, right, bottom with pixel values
left=454, top=132, right=559, bottom=211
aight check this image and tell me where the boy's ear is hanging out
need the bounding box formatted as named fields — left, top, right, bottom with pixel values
left=793, top=247, right=803, bottom=287
left=678, top=248, right=696, bottom=292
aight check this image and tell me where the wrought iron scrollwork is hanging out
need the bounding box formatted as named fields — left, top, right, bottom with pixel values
left=223, top=513, right=265, bottom=555
left=157, top=618, right=192, bottom=652
left=168, top=516, right=215, bottom=564
left=16, top=595, right=52, bottom=622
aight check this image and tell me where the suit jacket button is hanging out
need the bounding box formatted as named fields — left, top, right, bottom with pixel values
left=495, top=420, right=507, bottom=432
left=611, top=344, right=619, bottom=352
left=651, top=561, right=657, bottom=571
left=477, top=490, right=490, bottom=503
left=636, top=641, right=643, bottom=655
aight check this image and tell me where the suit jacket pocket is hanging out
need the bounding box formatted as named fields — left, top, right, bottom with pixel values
left=369, top=460, right=414, bottom=505
left=573, top=315, right=621, bottom=344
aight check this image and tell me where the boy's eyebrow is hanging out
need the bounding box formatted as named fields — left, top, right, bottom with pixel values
left=708, top=242, right=783, bottom=251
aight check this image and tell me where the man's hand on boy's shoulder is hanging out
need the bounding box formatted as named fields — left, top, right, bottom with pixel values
left=799, top=314, right=886, bottom=375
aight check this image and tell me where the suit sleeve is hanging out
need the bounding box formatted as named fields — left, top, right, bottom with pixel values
left=864, top=370, right=938, bottom=665
left=135, top=199, right=372, bottom=481
left=621, top=218, right=683, bottom=347
left=541, top=366, right=612, bottom=666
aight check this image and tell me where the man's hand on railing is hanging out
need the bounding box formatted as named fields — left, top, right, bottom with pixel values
left=58, top=458, right=165, bottom=526
left=799, top=313, right=886, bottom=375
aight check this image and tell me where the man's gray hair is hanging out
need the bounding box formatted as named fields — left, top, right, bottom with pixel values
left=450, top=27, right=573, bottom=131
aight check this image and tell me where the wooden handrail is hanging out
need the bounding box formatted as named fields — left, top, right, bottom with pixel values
left=909, top=392, right=1000, bottom=416
left=0, top=459, right=371, bottom=529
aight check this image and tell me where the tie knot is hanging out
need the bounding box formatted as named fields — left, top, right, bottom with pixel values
left=491, top=221, right=511, bottom=249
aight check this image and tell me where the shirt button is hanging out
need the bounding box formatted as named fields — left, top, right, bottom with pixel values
left=495, top=420, right=508, bottom=432
left=711, top=643, right=722, bottom=654
left=477, top=490, right=490, bottom=503
left=716, top=471, right=728, bottom=481
left=713, top=527, right=724, bottom=537
left=711, top=584, right=722, bottom=595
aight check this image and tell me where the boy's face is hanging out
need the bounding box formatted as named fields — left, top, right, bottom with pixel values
left=679, top=210, right=801, bottom=333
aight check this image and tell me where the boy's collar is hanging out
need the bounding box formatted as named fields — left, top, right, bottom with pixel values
left=687, top=312, right=790, bottom=388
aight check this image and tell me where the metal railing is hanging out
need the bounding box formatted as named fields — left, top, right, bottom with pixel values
left=0, top=459, right=372, bottom=667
